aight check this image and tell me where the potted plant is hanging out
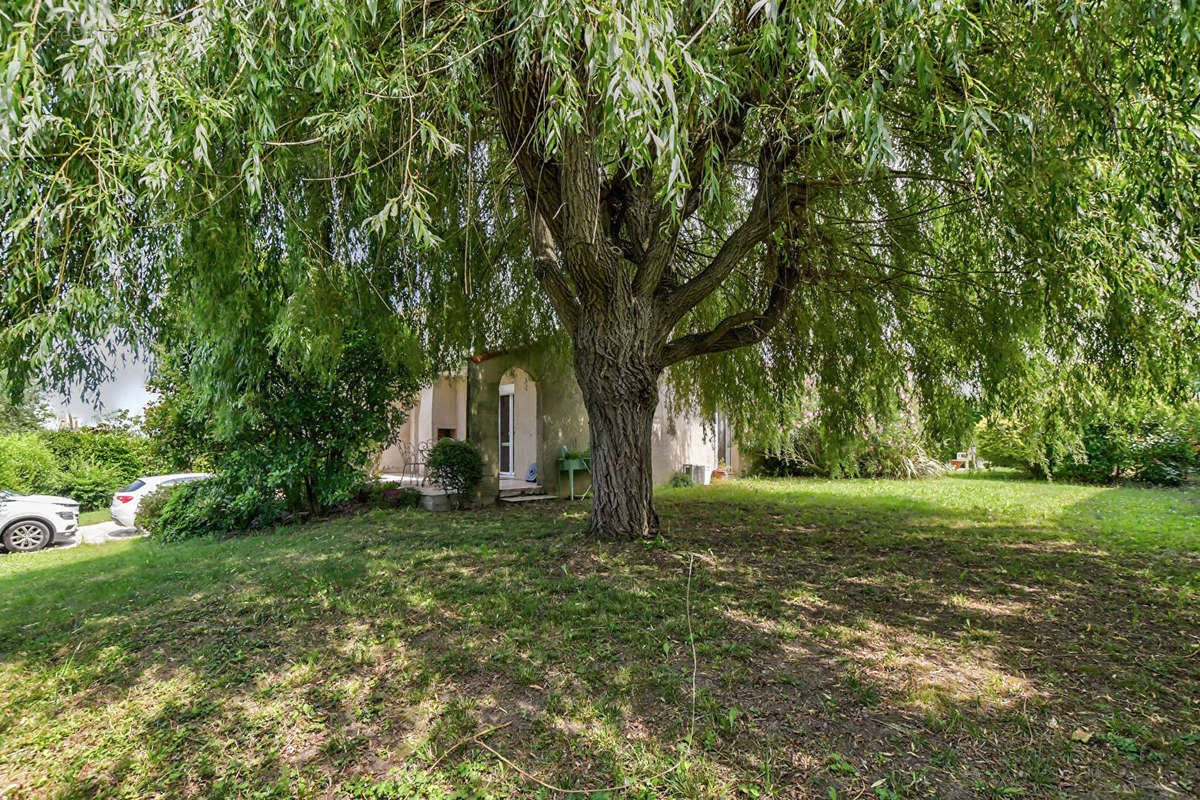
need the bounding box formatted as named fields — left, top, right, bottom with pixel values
left=556, top=446, right=590, bottom=473
left=556, top=446, right=591, bottom=500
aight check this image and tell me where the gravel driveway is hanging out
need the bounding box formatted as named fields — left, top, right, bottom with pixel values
left=76, top=521, right=141, bottom=545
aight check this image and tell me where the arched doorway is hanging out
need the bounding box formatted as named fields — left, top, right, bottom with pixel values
left=498, top=368, right=538, bottom=480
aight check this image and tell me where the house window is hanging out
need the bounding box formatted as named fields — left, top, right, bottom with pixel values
left=437, top=428, right=455, bottom=440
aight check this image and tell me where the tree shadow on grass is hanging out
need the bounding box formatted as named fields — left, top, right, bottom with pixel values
left=0, top=484, right=1196, bottom=799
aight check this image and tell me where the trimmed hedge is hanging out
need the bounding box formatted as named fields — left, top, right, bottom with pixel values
left=39, top=427, right=159, bottom=478
left=58, top=461, right=126, bottom=510
left=0, top=434, right=61, bottom=494
left=0, top=427, right=169, bottom=509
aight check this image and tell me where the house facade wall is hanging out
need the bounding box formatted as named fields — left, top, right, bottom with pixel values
left=376, top=375, right=466, bottom=473
left=430, top=376, right=467, bottom=437
left=468, top=344, right=588, bottom=501
left=466, top=342, right=738, bottom=501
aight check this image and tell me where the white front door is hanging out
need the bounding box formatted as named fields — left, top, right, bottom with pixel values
left=499, top=384, right=515, bottom=477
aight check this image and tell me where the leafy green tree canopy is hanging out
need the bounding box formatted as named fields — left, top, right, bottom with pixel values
left=0, top=376, right=48, bottom=434
left=2, top=0, right=1198, bottom=537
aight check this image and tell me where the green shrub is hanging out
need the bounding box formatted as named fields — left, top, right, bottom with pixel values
left=426, top=439, right=484, bottom=506
left=39, top=427, right=164, bottom=486
left=356, top=480, right=390, bottom=508
left=135, top=483, right=181, bottom=534
left=1131, top=432, right=1193, bottom=486
left=1129, top=409, right=1198, bottom=486
left=149, top=327, right=419, bottom=516
left=361, top=482, right=423, bottom=509
left=754, top=418, right=945, bottom=480
left=667, top=471, right=694, bottom=488
left=995, top=402, right=1200, bottom=486
left=1054, top=420, right=1128, bottom=483
left=56, top=461, right=124, bottom=510
left=395, top=487, right=422, bottom=508
left=148, top=477, right=286, bottom=543
left=0, top=433, right=61, bottom=493
left=754, top=424, right=827, bottom=477
left=851, top=428, right=946, bottom=479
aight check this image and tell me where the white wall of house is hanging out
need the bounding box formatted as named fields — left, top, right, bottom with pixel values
left=432, top=376, right=466, bottom=438
left=415, top=385, right=434, bottom=443
left=376, top=375, right=467, bottom=473
left=650, top=398, right=721, bottom=484
left=377, top=356, right=740, bottom=487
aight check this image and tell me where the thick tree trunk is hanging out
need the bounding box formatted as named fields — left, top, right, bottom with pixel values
left=572, top=308, right=663, bottom=541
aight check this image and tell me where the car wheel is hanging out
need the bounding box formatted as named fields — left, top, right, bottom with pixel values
left=3, top=520, right=52, bottom=553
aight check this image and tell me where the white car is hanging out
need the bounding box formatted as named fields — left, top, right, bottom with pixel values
left=0, top=490, right=80, bottom=553
left=110, top=473, right=212, bottom=528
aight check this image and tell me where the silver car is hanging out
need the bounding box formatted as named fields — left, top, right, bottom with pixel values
left=110, top=473, right=212, bottom=528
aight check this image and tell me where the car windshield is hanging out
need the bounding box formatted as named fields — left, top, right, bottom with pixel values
left=119, top=480, right=146, bottom=492
left=0, top=489, right=20, bottom=499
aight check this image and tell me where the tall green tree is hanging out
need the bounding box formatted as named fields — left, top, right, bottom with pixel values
left=3, top=1, right=1198, bottom=538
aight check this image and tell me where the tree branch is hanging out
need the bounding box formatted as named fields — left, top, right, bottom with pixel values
left=487, top=43, right=625, bottom=302
left=486, top=48, right=564, bottom=236
left=660, top=242, right=807, bottom=366
left=658, top=145, right=805, bottom=331
left=557, top=123, right=623, bottom=296
left=527, top=199, right=580, bottom=328
left=633, top=102, right=751, bottom=298
left=657, top=242, right=806, bottom=367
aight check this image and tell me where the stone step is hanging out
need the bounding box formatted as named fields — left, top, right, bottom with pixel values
left=499, top=493, right=558, bottom=504
left=498, top=484, right=544, bottom=498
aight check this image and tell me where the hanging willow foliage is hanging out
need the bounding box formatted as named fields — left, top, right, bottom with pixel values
left=2, top=1, right=1198, bottom=536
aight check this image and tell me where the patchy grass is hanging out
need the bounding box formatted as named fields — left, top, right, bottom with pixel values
left=1, top=474, right=1197, bottom=799
left=77, top=509, right=110, bottom=526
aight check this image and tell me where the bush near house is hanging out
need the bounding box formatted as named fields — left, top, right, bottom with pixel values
left=140, top=324, right=422, bottom=542
left=134, top=483, right=180, bottom=534
left=146, top=477, right=287, bottom=543
left=667, top=471, right=694, bottom=488
left=391, top=487, right=422, bottom=509
left=427, top=439, right=484, bottom=506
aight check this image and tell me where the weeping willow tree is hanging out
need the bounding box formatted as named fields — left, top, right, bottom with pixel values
left=2, top=1, right=1198, bottom=538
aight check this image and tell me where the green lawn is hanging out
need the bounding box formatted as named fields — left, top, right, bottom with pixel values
left=77, top=509, right=110, bottom=526
left=1, top=475, right=1197, bottom=799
